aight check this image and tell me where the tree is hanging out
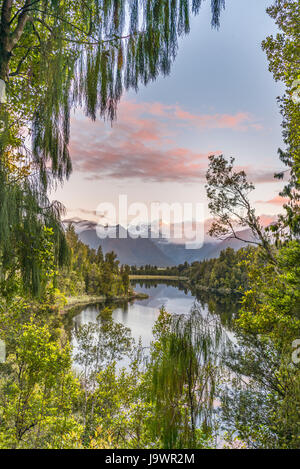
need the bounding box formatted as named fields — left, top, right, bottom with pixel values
left=262, top=0, right=300, bottom=181
left=204, top=3, right=300, bottom=446
left=0, top=320, right=80, bottom=448
left=120, top=264, right=130, bottom=295
left=73, top=318, right=133, bottom=440
left=0, top=0, right=226, bottom=185
left=0, top=178, right=68, bottom=298
left=205, top=158, right=300, bottom=447
left=95, top=245, right=104, bottom=265
left=206, top=154, right=276, bottom=262
left=262, top=0, right=300, bottom=238
left=58, top=225, right=130, bottom=298
left=147, top=307, right=223, bottom=448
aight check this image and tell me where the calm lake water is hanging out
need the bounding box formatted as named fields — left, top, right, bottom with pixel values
left=72, top=281, right=200, bottom=348
left=70, top=280, right=239, bottom=444
left=70, top=280, right=239, bottom=370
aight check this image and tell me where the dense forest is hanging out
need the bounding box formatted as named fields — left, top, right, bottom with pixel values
left=0, top=0, right=299, bottom=450
left=130, top=246, right=252, bottom=294
left=58, top=225, right=131, bottom=299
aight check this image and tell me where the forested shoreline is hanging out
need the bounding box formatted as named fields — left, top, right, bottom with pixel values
left=57, top=225, right=131, bottom=303
left=130, top=246, right=252, bottom=295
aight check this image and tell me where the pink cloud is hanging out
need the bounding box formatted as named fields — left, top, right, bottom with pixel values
left=173, top=107, right=253, bottom=130
left=118, top=100, right=261, bottom=131
left=256, top=196, right=290, bottom=205
left=69, top=99, right=265, bottom=182
left=70, top=125, right=214, bottom=182
left=235, top=164, right=279, bottom=184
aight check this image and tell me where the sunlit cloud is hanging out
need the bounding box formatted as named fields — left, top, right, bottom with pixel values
left=118, top=100, right=262, bottom=131
left=69, top=99, right=264, bottom=183
left=256, top=195, right=290, bottom=205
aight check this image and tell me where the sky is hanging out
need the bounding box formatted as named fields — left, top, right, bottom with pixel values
left=51, top=0, right=287, bottom=227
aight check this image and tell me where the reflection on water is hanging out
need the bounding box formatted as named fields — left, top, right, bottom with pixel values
left=72, top=280, right=240, bottom=348
left=70, top=280, right=240, bottom=443
left=73, top=282, right=199, bottom=348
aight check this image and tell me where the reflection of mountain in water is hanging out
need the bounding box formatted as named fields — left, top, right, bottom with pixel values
left=71, top=280, right=240, bottom=355
left=134, top=282, right=189, bottom=301
left=72, top=282, right=197, bottom=348
left=132, top=282, right=196, bottom=316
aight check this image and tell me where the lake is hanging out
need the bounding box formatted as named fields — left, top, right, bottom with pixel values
left=72, top=281, right=198, bottom=348
left=72, top=280, right=238, bottom=350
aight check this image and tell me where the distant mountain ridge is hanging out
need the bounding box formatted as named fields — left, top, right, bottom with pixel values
left=78, top=227, right=173, bottom=267
left=63, top=217, right=275, bottom=266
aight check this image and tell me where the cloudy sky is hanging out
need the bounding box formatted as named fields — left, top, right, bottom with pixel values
left=51, top=0, right=287, bottom=226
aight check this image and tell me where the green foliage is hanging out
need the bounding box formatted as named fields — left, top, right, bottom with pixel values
left=0, top=0, right=225, bottom=186
left=203, top=6, right=300, bottom=444
left=86, top=361, right=155, bottom=449
left=188, top=247, right=251, bottom=294
left=0, top=165, right=68, bottom=297
left=206, top=172, right=300, bottom=448
left=262, top=0, right=300, bottom=238
left=209, top=185, right=300, bottom=448
left=133, top=247, right=251, bottom=294
left=145, top=307, right=221, bottom=448
left=262, top=0, right=300, bottom=181
left=0, top=318, right=81, bottom=448
left=0, top=294, right=219, bottom=449
left=57, top=224, right=130, bottom=298
left=237, top=242, right=300, bottom=343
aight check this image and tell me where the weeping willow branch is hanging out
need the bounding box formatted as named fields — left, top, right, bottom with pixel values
left=1, top=0, right=226, bottom=188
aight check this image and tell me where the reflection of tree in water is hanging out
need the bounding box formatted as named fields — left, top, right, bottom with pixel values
left=132, top=279, right=240, bottom=329
left=191, top=289, right=241, bottom=329
left=63, top=299, right=126, bottom=339
left=131, top=279, right=189, bottom=290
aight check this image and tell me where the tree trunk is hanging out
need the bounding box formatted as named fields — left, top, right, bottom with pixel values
left=0, top=45, right=10, bottom=81
left=0, top=0, right=13, bottom=81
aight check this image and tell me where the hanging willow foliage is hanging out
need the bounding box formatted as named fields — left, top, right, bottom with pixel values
left=1, top=0, right=226, bottom=187
left=0, top=157, right=69, bottom=297
left=149, top=307, right=226, bottom=448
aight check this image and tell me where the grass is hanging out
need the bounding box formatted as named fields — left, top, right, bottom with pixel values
left=63, top=295, right=106, bottom=310
left=62, top=291, right=149, bottom=312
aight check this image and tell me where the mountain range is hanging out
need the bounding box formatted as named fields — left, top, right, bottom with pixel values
left=63, top=216, right=275, bottom=266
